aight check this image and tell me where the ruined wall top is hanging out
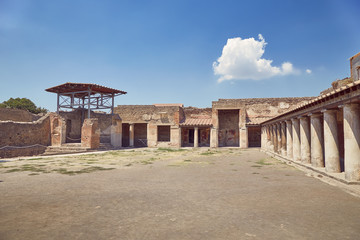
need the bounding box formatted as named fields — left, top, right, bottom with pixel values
left=213, top=97, right=315, bottom=125
left=114, top=105, right=184, bottom=125
left=350, top=52, right=360, bottom=81
left=0, top=108, right=42, bottom=122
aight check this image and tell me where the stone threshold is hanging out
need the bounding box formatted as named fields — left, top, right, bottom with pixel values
left=261, top=149, right=360, bottom=186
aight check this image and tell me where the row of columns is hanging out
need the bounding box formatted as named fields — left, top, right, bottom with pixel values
left=262, top=103, right=360, bottom=181
left=128, top=124, right=201, bottom=148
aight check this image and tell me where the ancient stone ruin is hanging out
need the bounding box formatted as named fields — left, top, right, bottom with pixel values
left=1, top=52, right=360, bottom=182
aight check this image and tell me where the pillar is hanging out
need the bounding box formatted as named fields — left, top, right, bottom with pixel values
left=266, top=126, right=271, bottom=151
left=272, top=124, right=278, bottom=153
left=129, top=123, right=135, bottom=147
left=310, top=113, right=324, bottom=167
left=280, top=121, right=287, bottom=156
left=300, top=116, right=311, bottom=164
left=343, top=103, right=360, bottom=181
left=194, top=127, right=199, bottom=148
left=292, top=118, right=301, bottom=161
left=268, top=125, right=274, bottom=152
left=286, top=120, right=293, bottom=159
left=81, top=118, right=100, bottom=149
left=110, top=115, right=122, bottom=148
left=276, top=123, right=282, bottom=154
left=210, top=109, right=219, bottom=148
left=323, top=109, right=340, bottom=173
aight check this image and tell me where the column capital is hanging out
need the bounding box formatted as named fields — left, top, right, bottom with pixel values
left=343, top=102, right=360, bottom=110
left=321, top=109, right=338, bottom=114
left=308, top=113, right=322, bottom=118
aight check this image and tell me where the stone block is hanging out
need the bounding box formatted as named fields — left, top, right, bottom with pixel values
left=81, top=118, right=100, bottom=149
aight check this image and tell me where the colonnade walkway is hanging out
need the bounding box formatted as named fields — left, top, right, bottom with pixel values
left=261, top=80, right=360, bottom=183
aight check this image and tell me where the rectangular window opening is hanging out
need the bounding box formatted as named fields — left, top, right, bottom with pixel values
left=158, top=126, right=170, bottom=142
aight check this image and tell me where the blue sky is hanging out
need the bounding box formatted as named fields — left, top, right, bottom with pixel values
left=0, top=0, right=359, bottom=111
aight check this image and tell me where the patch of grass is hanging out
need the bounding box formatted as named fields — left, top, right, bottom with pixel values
left=5, top=164, right=49, bottom=174
left=28, top=157, right=44, bottom=160
left=200, top=151, right=215, bottom=156
left=255, top=159, right=273, bottom=166
left=167, top=164, right=181, bottom=167
left=28, top=173, right=40, bottom=176
left=252, top=172, right=260, bottom=174
left=232, top=169, right=238, bottom=171
left=251, top=165, right=262, bottom=168
left=5, top=168, right=22, bottom=173
left=183, top=159, right=191, bottom=162
left=157, top=148, right=185, bottom=152
left=124, top=163, right=132, bottom=167
left=53, top=166, right=115, bottom=175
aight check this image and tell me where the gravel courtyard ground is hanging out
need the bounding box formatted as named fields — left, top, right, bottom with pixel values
left=1, top=148, right=360, bottom=240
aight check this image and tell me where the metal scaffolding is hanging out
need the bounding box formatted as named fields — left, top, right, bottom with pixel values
left=46, top=83, right=127, bottom=118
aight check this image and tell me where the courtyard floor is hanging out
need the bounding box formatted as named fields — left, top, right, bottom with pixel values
left=1, top=148, right=360, bottom=240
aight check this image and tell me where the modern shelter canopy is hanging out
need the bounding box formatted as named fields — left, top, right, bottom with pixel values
left=46, top=82, right=127, bottom=118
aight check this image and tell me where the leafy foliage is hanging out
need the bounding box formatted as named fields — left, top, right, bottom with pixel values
left=0, top=97, right=48, bottom=114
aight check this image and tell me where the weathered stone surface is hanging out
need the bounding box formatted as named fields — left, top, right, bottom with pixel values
left=81, top=118, right=100, bottom=149
left=0, top=108, right=41, bottom=122
left=0, top=113, right=51, bottom=158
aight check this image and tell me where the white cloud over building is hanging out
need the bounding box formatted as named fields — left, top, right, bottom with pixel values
left=213, top=34, right=298, bottom=82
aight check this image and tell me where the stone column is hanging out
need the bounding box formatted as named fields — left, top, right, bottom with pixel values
left=310, top=113, right=324, bottom=167
left=343, top=103, right=360, bottom=181
left=276, top=123, right=282, bottom=154
left=272, top=124, right=278, bottom=153
left=292, top=118, right=301, bottom=161
left=81, top=118, right=100, bottom=149
left=300, top=116, right=311, bottom=164
left=129, top=123, right=135, bottom=147
left=266, top=126, right=270, bottom=151
left=239, top=109, right=248, bottom=149
left=110, top=115, right=122, bottom=148
left=194, top=127, right=199, bottom=148
left=323, top=109, right=340, bottom=173
left=268, top=125, right=274, bottom=152
left=281, top=122, right=287, bottom=156
left=210, top=109, right=219, bottom=148
left=286, top=120, right=293, bottom=159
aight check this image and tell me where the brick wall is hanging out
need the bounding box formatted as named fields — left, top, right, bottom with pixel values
left=0, top=114, right=51, bottom=158
left=0, top=108, right=42, bottom=122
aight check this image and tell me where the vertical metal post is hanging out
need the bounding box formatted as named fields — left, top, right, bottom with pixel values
left=111, top=93, right=114, bottom=115
left=87, top=90, right=91, bottom=119
left=57, top=93, right=60, bottom=114
left=71, top=93, right=74, bottom=107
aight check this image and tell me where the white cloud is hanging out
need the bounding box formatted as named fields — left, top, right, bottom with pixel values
left=306, top=69, right=312, bottom=74
left=213, top=34, right=298, bottom=82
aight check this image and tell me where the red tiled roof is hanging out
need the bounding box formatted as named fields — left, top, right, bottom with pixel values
left=180, top=118, right=212, bottom=127
left=45, top=82, right=127, bottom=97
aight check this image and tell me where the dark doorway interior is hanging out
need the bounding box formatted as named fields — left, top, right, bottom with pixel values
left=122, top=123, right=130, bottom=147
left=248, top=126, right=261, bottom=147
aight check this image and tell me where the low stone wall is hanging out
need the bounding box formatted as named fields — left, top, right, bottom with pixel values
left=0, top=114, right=51, bottom=158
left=0, top=108, right=42, bottom=122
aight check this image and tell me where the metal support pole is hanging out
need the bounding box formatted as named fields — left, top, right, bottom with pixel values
left=57, top=93, right=60, bottom=114
left=111, top=93, right=114, bottom=115
left=87, top=90, right=91, bottom=119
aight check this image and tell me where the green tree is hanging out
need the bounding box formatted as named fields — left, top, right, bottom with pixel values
left=0, top=97, right=48, bottom=114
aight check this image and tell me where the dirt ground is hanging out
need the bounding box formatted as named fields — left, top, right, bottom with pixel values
left=1, top=148, right=360, bottom=240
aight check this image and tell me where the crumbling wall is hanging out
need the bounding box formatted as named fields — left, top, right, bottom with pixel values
left=114, top=105, right=184, bottom=125
left=59, top=109, right=114, bottom=143
left=350, top=52, right=360, bottom=81
left=213, top=97, right=315, bottom=125
left=218, top=110, right=239, bottom=147
left=0, top=113, right=51, bottom=158
left=0, top=108, right=42, bottom=122
left=115, top=105, right=183, bottom=148
left=183, top=107, right=212, bottom=120
left=320, top=78, right=353, bottom=96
